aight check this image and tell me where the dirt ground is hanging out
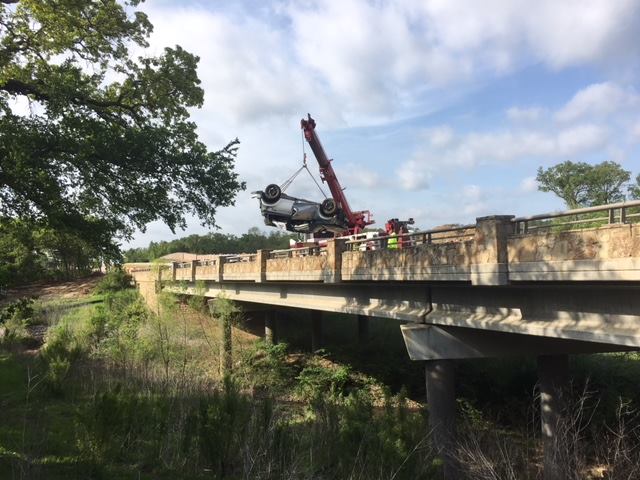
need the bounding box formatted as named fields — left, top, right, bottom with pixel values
left=2, top=274, right=103, bottom=304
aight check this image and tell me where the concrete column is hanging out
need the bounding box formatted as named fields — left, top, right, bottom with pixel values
left=190, top=260, right=198, bottom=283
left=538, top=354, right=569, bottom=480
left=325, top=238, right=346, bottom=283
left=256, top=249, right=270, bottom=283
left=471, top=215, right=514, bottom=285
left=425, top=359, right=457, bottom=479
left=216, top=255, right=225, bottom=282
left=265, top=310, right=277, bottom=344
left=311, top=310, right=323, bottom=352
left=170, top=262, right=177, bottom=281
left=357, top=314, right=369, bottom=344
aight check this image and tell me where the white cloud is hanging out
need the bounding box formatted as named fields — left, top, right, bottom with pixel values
left=555, top=82, right=640, bottom=123
left=630, top=121, right=640, bottom=142
left=556, top=124, right=609, bottom=156
left=401, top=123, right=609, bottom=184
left=506, top=106, right=545, bottom=122
left=339, top=163, right=383, bottom=189
left=423, top=125, right=455, bottom=147
left=141, top=1, right=640, bottom=123
left=144, top=6, right=321, bottom=125
left=520, top=176, right=538, bottom=193
left=397, top=160, right=431, bottom=191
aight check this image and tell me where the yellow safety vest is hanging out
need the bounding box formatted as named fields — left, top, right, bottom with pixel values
left=387, top=233, right=398, bottom=250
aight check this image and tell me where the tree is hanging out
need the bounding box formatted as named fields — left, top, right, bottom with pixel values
left=630, top=174, right=640, bottom=200
left=0, top=0, right=244, bottom=258
left=536, top=161, right=631, bottom=209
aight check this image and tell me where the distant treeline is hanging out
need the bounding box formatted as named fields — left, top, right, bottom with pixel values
left=124, top=227, right=296, bottom=262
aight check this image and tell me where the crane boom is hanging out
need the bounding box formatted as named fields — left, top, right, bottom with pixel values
left=300, top=114, right=372, bottom=232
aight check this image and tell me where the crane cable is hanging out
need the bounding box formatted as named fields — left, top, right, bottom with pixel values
left=279, top=131, right=328, bottom=199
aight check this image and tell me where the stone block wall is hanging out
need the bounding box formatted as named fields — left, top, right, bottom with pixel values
left=266, top=254, right=328, bottom=281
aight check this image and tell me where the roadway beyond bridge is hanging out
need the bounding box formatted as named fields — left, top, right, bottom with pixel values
left=126, top=200, right=640, bottom=480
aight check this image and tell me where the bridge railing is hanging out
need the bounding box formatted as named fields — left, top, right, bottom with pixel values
left=268, top=246, right=326, bottom=259
left=513, top=200, right=640, bottom=234
left=344, top=224, right=475, bottom=251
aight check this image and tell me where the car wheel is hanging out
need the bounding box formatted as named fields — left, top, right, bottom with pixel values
left=320, top=198, right=337, bottom=216
left=262, top=184, right=281, bottom=203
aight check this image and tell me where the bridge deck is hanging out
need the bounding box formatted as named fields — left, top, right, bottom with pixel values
left=126, top=201, right=640, bottom=349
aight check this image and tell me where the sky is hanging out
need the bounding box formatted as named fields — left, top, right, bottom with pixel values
left=125, top=0, right=640, bottom=249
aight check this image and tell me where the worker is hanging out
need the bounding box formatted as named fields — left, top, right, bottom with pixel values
left=387, top=230, right=398, bottom=250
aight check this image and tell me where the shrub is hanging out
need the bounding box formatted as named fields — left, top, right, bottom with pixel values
left=0, top=297, right=36, bottom=327
left=94, top=270, right=132, bottom=294
left=238, top=340, right=293, bottom=393
left=0, top=297, right=37, bottom=345
left=297, top=359, right=353, bottom=402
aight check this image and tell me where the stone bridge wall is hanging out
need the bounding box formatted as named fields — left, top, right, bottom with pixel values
left=266, top=254, right=328, bottom=281
left=126, top=217, right=640, bottom=288
left=508, top=224, right=640, bottom=281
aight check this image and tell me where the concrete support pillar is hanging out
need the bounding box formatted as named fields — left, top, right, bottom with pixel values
left=325, top=238, right=346, bottom=283
left=190, top=260, right=198, bottom=283
left=538, top=354, right=569, bottom=480
left=265, top=310, right=277, bottom=344
left=357, top=314, right=369, bottom=344
left=425, top=359, right=457, bottom=479
left=170, top=262, right=177, bottom=281
left=311, top=310, right=323, bottom=352
left=471, top=215, right=514, bottom=285
left=256, top=249, right=270, bottom=283
left=216, top=255, right=225, bottom=282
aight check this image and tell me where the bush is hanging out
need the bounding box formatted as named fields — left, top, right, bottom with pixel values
left=94, top=270, right=132, bottom=294
left=0, top=297, right=37, bottom=345
left=238, top=340, right=293, bottom=393
left=0, top=297, right=35, bottom=326
left=297, top=359, right=353, bottom=401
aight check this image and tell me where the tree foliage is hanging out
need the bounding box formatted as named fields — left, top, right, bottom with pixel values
left=124, top=227, right=295, bottom=262
left=630, top=174, right=640, bottom=200
left=0, top=0, right=244, bottom=256
left=536, top=161, right=633, bottom=209
left=0, top=218, right=103, bottom=287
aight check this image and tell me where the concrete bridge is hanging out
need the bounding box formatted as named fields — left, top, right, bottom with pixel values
left=126, top=200, right=640, bottom=479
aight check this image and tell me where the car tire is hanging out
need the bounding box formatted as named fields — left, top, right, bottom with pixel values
left=262, top=184, right=281, bottom=203
left=320, top=198, right=337, bottom=217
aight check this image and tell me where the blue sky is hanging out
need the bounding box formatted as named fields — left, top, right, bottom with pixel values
left=126, top=0, right=640, bottom=248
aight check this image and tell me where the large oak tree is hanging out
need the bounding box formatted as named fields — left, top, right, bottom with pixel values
left=0, top=0, right=244, bottom=258
left=536, top=161, right=632, bottom=209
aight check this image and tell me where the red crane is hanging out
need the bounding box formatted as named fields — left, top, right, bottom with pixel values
left=300, top=114, right=373, bottom=234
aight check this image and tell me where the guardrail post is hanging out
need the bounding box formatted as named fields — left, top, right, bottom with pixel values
left=191, top=260, right=198, bottom=283
left=256, top=249, right=270, bottom=283
left=170, top=262, right=177, bottom=282
left=325, top=238, right=346, bottom=283
left=471, top=215, right=514, bottom=285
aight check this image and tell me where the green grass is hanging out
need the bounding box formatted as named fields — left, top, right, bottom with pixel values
left=4, top=287, right=640, bottom=479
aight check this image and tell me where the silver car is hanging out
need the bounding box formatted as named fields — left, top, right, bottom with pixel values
left=252, top=184, right=349, bottom=234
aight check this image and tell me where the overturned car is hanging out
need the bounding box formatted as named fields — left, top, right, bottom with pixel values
left=252, top=184, right=349, bottom=234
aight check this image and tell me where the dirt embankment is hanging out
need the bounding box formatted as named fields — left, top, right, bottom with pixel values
left=2, top=275, right=103, bottom=305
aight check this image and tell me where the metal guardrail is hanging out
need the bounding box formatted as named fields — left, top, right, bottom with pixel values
left=513, top=200, right=640, bottom=234
left=344, top=224, right=475, bottom=251
left=269, top=246, right=325, bottom=259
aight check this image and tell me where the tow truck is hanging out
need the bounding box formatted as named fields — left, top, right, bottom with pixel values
left=253, top=114, right=415, bottom=245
